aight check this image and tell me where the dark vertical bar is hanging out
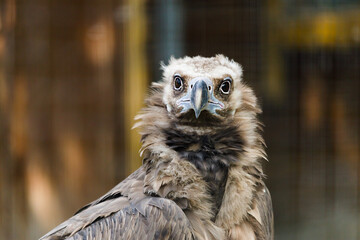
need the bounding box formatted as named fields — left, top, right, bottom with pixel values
left=294, top=50, right=302, bottom=240
left=149, top=0, right=184, bottom=82
left=324, top=49, right=336, bottom=238
left=356, top=46, right=360, bottom=240
left=0, top=0, right=16, bottom=238
left=113, top=0, right=127, bottom=182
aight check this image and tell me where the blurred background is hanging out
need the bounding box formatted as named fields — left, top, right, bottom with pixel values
left=0, top=0, right=360, bottom=239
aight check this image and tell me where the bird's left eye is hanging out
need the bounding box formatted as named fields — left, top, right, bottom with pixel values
left=174, top=75, right=183, bottom=91
left=220, top=79, right=231, bottom=94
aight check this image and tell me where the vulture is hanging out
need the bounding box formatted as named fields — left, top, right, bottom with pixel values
left=40, top=55, right=273, bottom=240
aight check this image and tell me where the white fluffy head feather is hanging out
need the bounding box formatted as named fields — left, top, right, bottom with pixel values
left=161, top=55, right=244, bottom=118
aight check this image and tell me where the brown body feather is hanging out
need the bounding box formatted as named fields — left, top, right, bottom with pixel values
left=40, top=55, right=273, bottom=240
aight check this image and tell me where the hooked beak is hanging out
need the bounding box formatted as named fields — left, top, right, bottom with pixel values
left=176, top=77, right=224, bottom=119
left=191, top=80, right=208, bottom=118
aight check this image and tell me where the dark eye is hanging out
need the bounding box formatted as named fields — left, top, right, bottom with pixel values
left=174, top=75, right=183, bottom=91
left=220, top=79, right=231, bottom=94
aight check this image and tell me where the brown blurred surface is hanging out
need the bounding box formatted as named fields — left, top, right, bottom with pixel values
left=0, top=0, right=144, bottom=238
left=1, top=0, right=360, bottom=239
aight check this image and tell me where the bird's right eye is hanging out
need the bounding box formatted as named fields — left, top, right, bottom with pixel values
left=173, top=75, right=183, bottom=91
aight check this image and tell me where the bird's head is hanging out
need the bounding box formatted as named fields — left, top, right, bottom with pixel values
left=161, top=55, right=244, bottom=123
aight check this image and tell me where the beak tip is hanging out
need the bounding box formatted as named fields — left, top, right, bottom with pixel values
left=194, top=109, right=201, bottom=119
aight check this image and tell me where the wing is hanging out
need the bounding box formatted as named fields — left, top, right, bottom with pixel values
left=258, top=186, right=274, bottom=239
left=40, top=167, right=194, bottom=240
left=248, top=186, right=274, bottom=240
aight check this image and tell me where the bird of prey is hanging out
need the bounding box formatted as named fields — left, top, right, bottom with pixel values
left=40, top=55, right=273, bottom=240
